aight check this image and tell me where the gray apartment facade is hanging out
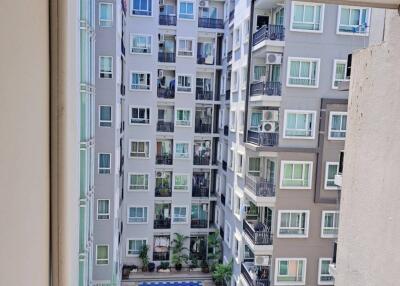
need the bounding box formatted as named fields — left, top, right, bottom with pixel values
left=92, top=0, right=383, bottom=285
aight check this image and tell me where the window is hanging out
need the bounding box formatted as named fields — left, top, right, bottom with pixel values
left=226, top=185, right=233, bottom=209
left=228, top=149, right=234, bottom=171
left=215, top=174, right=220, bottom=194
left=284, top=110, right=316, bottom=139
left=173, top=206, right=188, bottom=223
left=325, top=162, right=339, bottom=189
left=248, top=157, right=261, bottom=177
left=275, top=258, right=306, bottom=285
left=280, top=161, right=312, bottom=189
left=237, top=111, right=244, bottom=132
left=337, top=6, right=370, bottom=35
left=130, top=106, right=150, bottom=124
left=224, top=223, right=232, bottom=247
left=129, top=141, right=150, bottom=158
left=291, top=2, right=324, bottom=32
left=130, top=72, right=151, bottom=90
left=97, top=199, right=110, bottom=220
left=215, top=206, right=220, bottom=226
left=233, top=238, right=240, bottom=258
left=243, top=19, right=250, bottom=42
left=229, top=111, right=236, bottom=131
left=321, top=211, right=339, bottom=238
left=329, top=112, right=347, bottom=140
left=179, top=1, right=194, bottom=19
left=278, top=210, right=309, bottom=237
left=99, top=3, right=113, bottom=27
left=175, top=109, right=191, bottom=126
left=98, top=153, right=111, bottom=174
left=128, top=206, right=148, bottom=223
left=174, top=174, right=189, bottom=191
left=127, top=239, right=146, bottom=256
left=232, top=71, right=239, bottom=91
left=177, top=39, right=194, bottom=56
left=129, top=173, right=149, bottom=191
left=234, top=27, right=241, bottom=48
left=236, top=154, right=243, bottom=175
left=332, top=60, right=348, bottom=89
left=234, top=194, right=241, bottom=217
left=96, top=245, right=109, bottom=265
left=217, top=143, right=222, bottom=162
left=318, top=258, right=334, bottom=285
left=131, top=0, right=152, bottom=16
left=99, top=105, right=112, bottom=127
left=99, top=56, right=113, bottom=78
left=177, top=75, right=192, bottom=92
left=130, top=34, right=152, bottom=54
left=287, top=57, right=320, bottom=87
left=254, top=66, right=266, bottom=81
left=175, top=142, right=190, bottom=159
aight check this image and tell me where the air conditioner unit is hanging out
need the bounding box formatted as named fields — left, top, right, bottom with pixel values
left=260, top=121, right=277, bottom=133
left=262, top=110, right=278, bottom=121
left=158, top=70, right=164, bottom=78
left=156, top=171, right=166, bottom=178
left=255, top=256, right=270, bottom=266
left=266, top=53, right=282, bottom=65
left=199, top=0, right=209, bottom=8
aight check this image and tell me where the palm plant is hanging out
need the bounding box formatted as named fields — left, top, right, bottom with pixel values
left=171, top=233, right=189, bottom=271
left=212, top=259, right=233, bottom=286
left=207, top=232, right=222, bottom=270
left=139, top=244, right=150, bottom=271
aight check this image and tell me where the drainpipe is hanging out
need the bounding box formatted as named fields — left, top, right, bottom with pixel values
left=243, top=0, right=256, bottom=142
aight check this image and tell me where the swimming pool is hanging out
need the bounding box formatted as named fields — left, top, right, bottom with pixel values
left=139, top=281, right=202, bottom=286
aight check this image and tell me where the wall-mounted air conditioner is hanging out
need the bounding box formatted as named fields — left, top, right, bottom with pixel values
left=255, top=256, right=270, bottom=266
left=266, top=53, right=282, bottom=65
left=260, top=121, right=277, bottom=133
left=262, top=110, right=278, bottom=121
left=199, top=0, right=209, bottom=8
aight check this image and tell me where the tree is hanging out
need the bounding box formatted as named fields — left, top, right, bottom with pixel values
left=212, top=260, right=233, bottom=286
left=171, top=233, right=189, bottom=270
left=139, top=244, right=149, bottom=271
left=207, top=232, right=222, bottom=270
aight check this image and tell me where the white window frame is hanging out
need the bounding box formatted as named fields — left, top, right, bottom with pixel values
left=224, top=222, right=232, bottom=247
left=175, top=109, right=192, bottom=127
left=174, top=141, right=190, bottom=159
left=178, top=0, right=195, bottom=20
left=336, top=5, right=371, bottom=36
left=277, top=210, right=310, bottom=238
left=229, top=110, right=236, bottom=131
left=129, top=106, right=151, bottom=125
left=127, top=206, right=149, bottom=224
left=286, top=57, right=320, bottom=88
left=324, top=162, right=339, bottom=190
left=173, top=173, right=190, bottom=191
left=233, top=27, right=241, bottom=50
left=275, top=258, right=307, bottom=285
left=126, top=238, right=147, bottom=257
left=99, top=56, right=113, bottom=79
left=97, top=199, right=110, bottom=220
left=98, top=153, right=111, bottom=174
left=129, top=140, right=150, bottom=159
left=128, top=173, right=149, bottom=191
left=318, top=258, right=334, bottom=285
left=233, top=193, right=241, bottom=218
left=228, top=148, right=235, bottom=171
left=217, top=142, right=222, bottom=162
left=130, top=71, right=151, bottom=91
left=328, top=111, right=347, bottom=140
left=226, top=184, right=233, bottom=209
left=99, top=2, right=113, bottom=27
left=99, top=105, right=112, bottom=127
left=176, top=74, right=193, bottom=93
left=236, top=153, right=243, bottom=176
left=283, top=110, right=317, bottom=139
left=130, top=0, right=152, bottom=16
left=96, top=244, right=109, bottom=265
left=332, top=59, right=348, bottom=89
left=130, top=34, right=152, bottom=54
left=177, top=38, right=194, bottom=57
left=232, top=70, right=239, bottom=91
left=321, top=211, right=339, bottom=238
left=290, top=1, right=325, bottom=33
left=172, top=206, right=188, bottom=224
left=280, top=160, right=313, bottom=189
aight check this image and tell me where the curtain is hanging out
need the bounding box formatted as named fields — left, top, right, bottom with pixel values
left=254, top=66, right=266, bottom=81
left=98, top=200, right=108, bottom=214
left=99, top=154, right=110, bottom=168
left=289, top=61, right=300, bottom=78
left=293, top=5, right=304, bottom=23
left=250, top=112, right=262, bottom=129
left=100, top=4, right=111, bottom=20
left=279, top=260, right=288, bottom=275
left=97, top=246, right=108, bottom=259
left=331, top=115, right=341, bottom=130
left=335, top=63, right=346, bottom=81
left=271, top=65, right=281, bottom=82
left=100, top=106, right=111, bottom=121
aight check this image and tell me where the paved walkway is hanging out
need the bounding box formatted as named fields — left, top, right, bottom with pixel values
left=121, top=270, right=214, bottom=285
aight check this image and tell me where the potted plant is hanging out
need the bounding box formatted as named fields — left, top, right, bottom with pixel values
left=201, top=260, right=209, bottom=273
left=171, top=233, right=189, bottom=271
left=212, top=260, right=233, bottom=286
left=139, top=244, right=149, bottom=272
left=189, top=254, right=201, bottom=272
left=148, top=262, right=156, bottom=272
left=207, top=232, right=222, bottom=271
left=157, top=262, right=170, bottom=273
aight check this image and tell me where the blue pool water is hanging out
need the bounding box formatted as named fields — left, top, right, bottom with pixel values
left=139, top=282, right=202, bottom=286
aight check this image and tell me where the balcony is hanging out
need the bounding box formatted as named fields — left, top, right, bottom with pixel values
left=196, top=90, right=213, bottom=101
left=250, top=82, right=281, bottom=97
left=195, top=122, right=212, bottom=133
left=193, top=155, right=210, bottom=166
left=243, top=220, right=273, bottom=245
left=247, top=130, right=278, bottom=147
left=155, top=186, right=172, bottom=197
left=198, top=18, right=224, bottom=29
left=229, top=10, right=234, bottom=23
left=191, top=219, right=208, bottom=228
left=245, top=175, right=275, bottom=197
left=253, top=25, right=285, bottom=46
left=157, top=87, right=175, bottom=99
left=241, top=263, right=270, bottom=286
left=154, top=218, right=171, bottom=229
left=158, top=52, right=176, bottom=63
left=157, top=121, right=174, bottom=132
left=153, top=251, right=170, bottom=261
left=156, top=154, right=173, bottom=165
left=159, top=14, right=177, bottom=26
left=192, top=186, right=209, bottom=198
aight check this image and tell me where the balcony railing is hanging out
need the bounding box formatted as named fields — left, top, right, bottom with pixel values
left=154, top=218, right=171, bottom=229
left=198, top=18, right=224, bottom=29
left=197, top=55, right=215, bottom=65
left=193, top=155, right=210, bottom=166
left=196, top=90, right=213, bottom=101
left=157, top=87, right=175, bottom=99
left=155, top=187, right=172, bottom=197
left=156, top=154, right=173, bottom=165
left=158, top=52, right=176, bottom=63
left=229, top=10, right=234, bottom=23
left=191, top=219, right=208, bottom=228
left=247, top=130, right=279, bottom=147
left=195, top=122, right=212, bottom=133
left=253, top=25, right=285, bottom=46
left=227, top=50, right=232, bottom=63
left=192, top=186, right=209, bottom=197
left=245, top=175, right=276, bottom=197
left=159, top=14, right=177, bottom=26
left=157, top=121, right=174, bottom=132
left=243, top=220, right=273, bottom=245
left=153, top=251, right=170, bottom=261
left=241, top=263, right=270, bottom=286
left=250, top=82, right=282, bottom=97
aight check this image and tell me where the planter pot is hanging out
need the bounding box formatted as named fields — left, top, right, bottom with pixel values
left=201, top=267, right=209, bottom=273
left=190, top=267, right=202, bottom=272
left=158, top=269, right=171, bottom=273
left=175, top=264, right=183, bottom=271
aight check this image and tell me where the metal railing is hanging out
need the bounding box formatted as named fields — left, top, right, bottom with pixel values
left=247, top=130, right=279, bottom=147
left=154, top=218, right=171, bottom=229
left=196, top=90, right=213, bottom=100
left=155, top=187, right=172, bottom=197
left=195, top=122, right=212, bottom=133
left=157, top=121, right=174, bottom=132
left=157, top=87, right=175, bottom=99
left=198, top=18, right=224, bottom=29
left=245, top=175, right=276, bottom=197
left=193, top=155, right=210, bottom=166
left=192, top=186, right=209, bottom=197
left=250, top=82, right=282, bottom=97
left=159, top=14, right=177, bottom=26
left=243, top=220, right=273, bottom=245
left=241, top=263, right=270, bottom=286
left=153, top=251, right=170, bottom=261
left=156, top=154, right=173, bottom=165
left=253, top=25, right=285, bottom=46
left=191, top=219, right=208, bottom=228
left=158, top=52, right=176, bottom=63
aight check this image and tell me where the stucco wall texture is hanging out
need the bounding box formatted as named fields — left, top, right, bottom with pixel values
left=335, top=11, right=400, bottom=286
